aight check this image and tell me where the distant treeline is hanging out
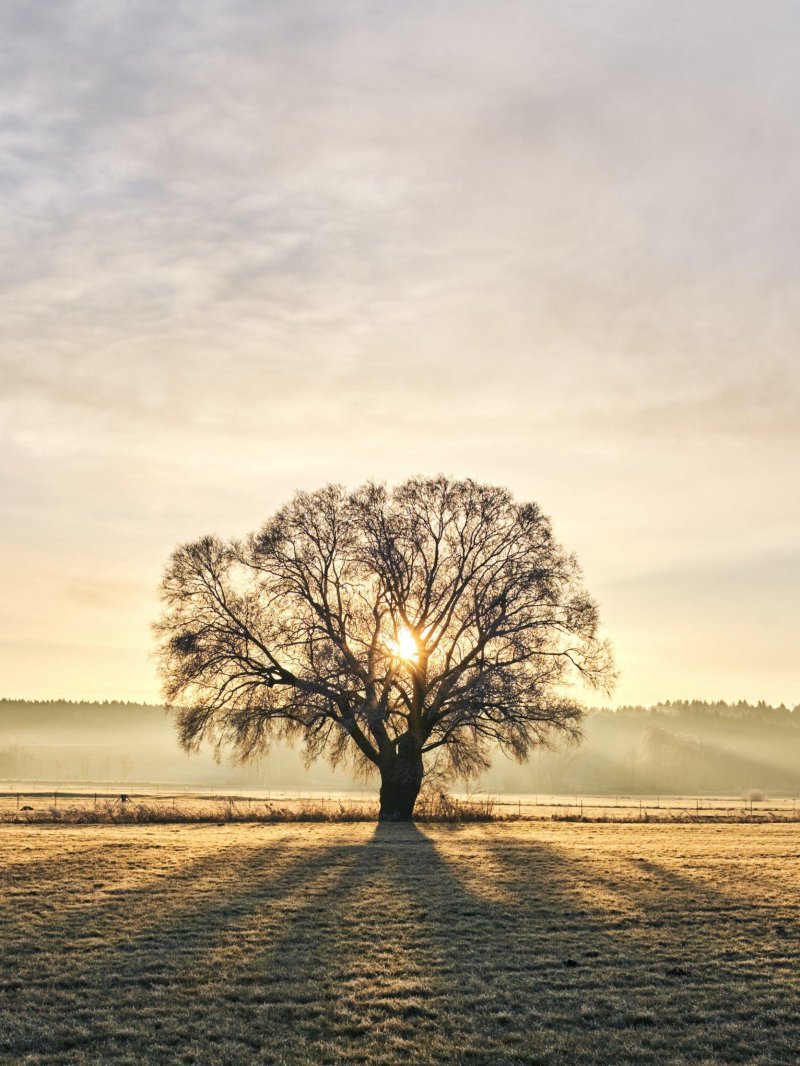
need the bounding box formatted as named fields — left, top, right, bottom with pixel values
left=503, top=700, right=800, bottom=797
left=0, top=700, right=168, bottom=732
left=1, top=698, right=798, bottom=795
left=612, top=699, right=797, bottom=722
left=0, top=699, right=349, bottom=788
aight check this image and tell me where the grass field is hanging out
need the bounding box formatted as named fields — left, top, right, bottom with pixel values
left=1, top=823, right=798, bottom=1065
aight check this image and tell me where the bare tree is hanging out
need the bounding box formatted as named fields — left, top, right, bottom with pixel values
left=155, top=476, right=615, bottom=819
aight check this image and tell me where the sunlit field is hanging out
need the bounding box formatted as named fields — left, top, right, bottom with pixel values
left=2, top=823, right=798, bottom=1065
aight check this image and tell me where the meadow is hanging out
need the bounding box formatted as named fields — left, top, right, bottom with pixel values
left=1, top=822, right=798, bottom=1065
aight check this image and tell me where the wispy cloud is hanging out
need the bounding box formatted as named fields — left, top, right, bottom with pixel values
left=1, top=1, right=798, bottom=702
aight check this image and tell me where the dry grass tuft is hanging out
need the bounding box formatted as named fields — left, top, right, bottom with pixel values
left=5, top=792, right=798, bottom=827
left=1, top=790, right=499, bottom=826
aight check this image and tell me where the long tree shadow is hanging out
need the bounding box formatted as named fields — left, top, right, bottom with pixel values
left=0, top=829, right=368, bottom=1063
left=417, top=825, right=800, bottom=1064
left=1, top=830, right=300, bottom=954
left=1, top=837, right=149, bottom=891
left=247, top=821, right=800, bottom=1065
left=214, top=823, right=684, bottom=1064
left=2, top=824, right=798, bottom=1065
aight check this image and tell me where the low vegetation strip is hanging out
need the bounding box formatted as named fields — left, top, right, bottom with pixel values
left=0, top=792, right=499, bottom=824
left=1, top=793, right=798, bottom=825
left=1, top=822, right=798, bottom=1064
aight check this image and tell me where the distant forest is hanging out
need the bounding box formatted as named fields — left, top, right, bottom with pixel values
left=1, top=698, right=798, bottom=796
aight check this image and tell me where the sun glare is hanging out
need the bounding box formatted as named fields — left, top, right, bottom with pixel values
left=386, top=625, right=419, bottom=663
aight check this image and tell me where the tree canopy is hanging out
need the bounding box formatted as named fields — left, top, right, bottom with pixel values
left=156, top=476, right=615, bottom=817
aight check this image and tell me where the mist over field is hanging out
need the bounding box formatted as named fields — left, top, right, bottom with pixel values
left=3, top=699, right=798, bottom=797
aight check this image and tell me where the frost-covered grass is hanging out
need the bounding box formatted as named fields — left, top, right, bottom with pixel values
left=1, top=822, right=798, bottom=1064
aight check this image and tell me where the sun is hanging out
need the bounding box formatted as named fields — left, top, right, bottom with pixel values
left=386, top=625, right=419, bottom=663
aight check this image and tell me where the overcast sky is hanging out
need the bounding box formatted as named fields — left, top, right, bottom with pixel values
left=1, top=0, right=798, bottom=706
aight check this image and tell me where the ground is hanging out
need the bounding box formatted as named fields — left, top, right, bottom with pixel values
left=1, top=823, right=798, bottom=1065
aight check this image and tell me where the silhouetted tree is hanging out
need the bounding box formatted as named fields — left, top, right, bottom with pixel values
left=155, top=476, right=615, bottom=819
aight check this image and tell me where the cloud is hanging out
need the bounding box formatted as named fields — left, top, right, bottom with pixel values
left=1, top=0, right=799, bottom=701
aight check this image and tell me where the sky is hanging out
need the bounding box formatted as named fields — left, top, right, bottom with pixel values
left=1, top=0, right=798, bottom=707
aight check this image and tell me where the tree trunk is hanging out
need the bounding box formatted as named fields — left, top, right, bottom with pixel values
left=378, top=736, right=423, bottom=820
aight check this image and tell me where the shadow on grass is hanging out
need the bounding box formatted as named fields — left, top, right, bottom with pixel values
left=1, top=823, right=799, bottom=1065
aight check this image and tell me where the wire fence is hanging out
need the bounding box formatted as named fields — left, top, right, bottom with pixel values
left=1, top=785, right=798, bottom=823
